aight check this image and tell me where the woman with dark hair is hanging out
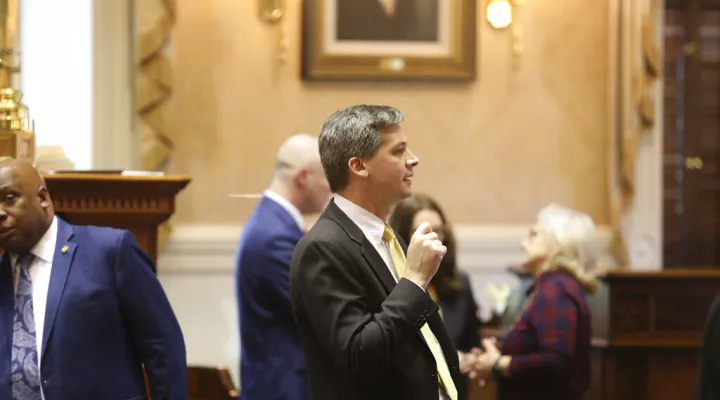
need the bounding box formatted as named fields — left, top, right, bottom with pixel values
left=388, top=193, right=482, bottom=400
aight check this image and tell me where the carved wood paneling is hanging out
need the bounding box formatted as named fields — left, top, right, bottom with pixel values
left=52, top=196, right=169, bottom=213
left=653, top=294, right=716, bottom=332
left=606, top=270, right=720, bottom=348
left=611, top=293, right=649, bottom=333
left=43, top=173, right=190, bottom=262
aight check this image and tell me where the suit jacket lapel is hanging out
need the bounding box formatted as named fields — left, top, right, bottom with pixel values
left=324, top=200, right=397, bottom=294
left=397, top=228, right=459, bottom=379
left=41, top=219, right=77, bottom=362
left=428, top=313, right=461, bottom=382
left=0, top=254, right=13, bottom=397
left=323, top=201, right=458, bottom=379
left=360, top=238, right=396, bottom=294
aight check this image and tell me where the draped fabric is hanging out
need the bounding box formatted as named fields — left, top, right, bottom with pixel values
left=135, top=0, right=177, bottom=249
left=608, top=0, right=661, bottom=265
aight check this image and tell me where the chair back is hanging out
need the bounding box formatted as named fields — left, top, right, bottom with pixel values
left=188, top=365, right=240, bottom=400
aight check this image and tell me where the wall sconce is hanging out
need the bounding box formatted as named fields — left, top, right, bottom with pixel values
left=486, top=0, right=512, bottom=29
left=258, top=0, right=285, bottom=23
left=486, top=0, right=524, bottom=70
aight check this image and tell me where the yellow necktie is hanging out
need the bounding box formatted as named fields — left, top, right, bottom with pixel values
left=382, top=225, right=458, bottom=400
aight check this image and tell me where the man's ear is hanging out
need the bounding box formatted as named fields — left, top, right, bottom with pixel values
left=348, top=157, right=369, bottom=178
left=295, top=168, right=309, bottom=187
left=36, top=185, right=52, bottom=209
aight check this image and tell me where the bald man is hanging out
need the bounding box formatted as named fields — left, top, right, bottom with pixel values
left=0, top=159, right=187, bottom=399
left=235, top=134, right=330, bottom=400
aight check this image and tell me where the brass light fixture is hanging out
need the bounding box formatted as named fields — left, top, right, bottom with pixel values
left=0, top=0, right=35, bottom=163
left=257, top=0, right=290, bottom=65
left=486, top=0, right=524, bottom=70
left=486, top=0, right=513, bottom=29
left=258, top=0, right=285, bottom=23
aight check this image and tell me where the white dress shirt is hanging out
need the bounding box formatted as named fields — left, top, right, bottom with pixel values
left=333, top=194, right=425, bottom=291
left=264, top=190, right=305, bottom=231
left=333, top=194, right=399, bottom=280
left=333, top=195, right=446, bottom=399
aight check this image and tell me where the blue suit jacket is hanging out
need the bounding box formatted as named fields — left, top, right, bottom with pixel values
left=0, top=218, right=188, bottom=400
left=235, top=196, right=308, bottom=400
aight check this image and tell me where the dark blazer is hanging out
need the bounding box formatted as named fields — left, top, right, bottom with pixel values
left=0, top=218, right=187, bottom=399
left=289, top=199, right=460, bottom=400
left=438, top=273, right=481, bottom=400
left=695, top=294, right=720, bottom=400
left=235, top=196, right=309, bottom=400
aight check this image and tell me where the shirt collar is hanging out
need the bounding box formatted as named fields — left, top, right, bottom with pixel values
left=263, top=190, right=305, bottom=231
left=526, top=270, right=569, bottom=296
left=10, top=216, right=58, bottom=266
left=333, top=194, right=386, bottom=245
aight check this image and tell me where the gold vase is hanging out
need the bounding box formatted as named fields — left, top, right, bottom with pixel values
left=0, top=0, right=35, bottom=163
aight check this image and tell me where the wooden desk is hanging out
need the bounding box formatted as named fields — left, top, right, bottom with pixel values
left=599, top=269, right=719, bottom=400
left=43, top=173, right=190, bottom=263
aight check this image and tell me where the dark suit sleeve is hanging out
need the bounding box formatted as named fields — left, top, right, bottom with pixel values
left=294, top=238, right=438, bottom=382
left=695, top=295, right=720, bottom=400
left=114, top=231, right=188, bottom=399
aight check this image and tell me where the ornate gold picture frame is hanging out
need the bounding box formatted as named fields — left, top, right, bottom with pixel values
left=301, top=0, right=477, bottom=81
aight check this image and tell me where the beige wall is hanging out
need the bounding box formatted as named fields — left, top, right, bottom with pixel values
left=170, top=0, right=610, bottom=226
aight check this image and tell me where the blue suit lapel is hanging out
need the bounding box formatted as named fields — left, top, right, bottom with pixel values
left=41, top=219, right=77, bottom=363
left=0, top=254, right=13, bottom=398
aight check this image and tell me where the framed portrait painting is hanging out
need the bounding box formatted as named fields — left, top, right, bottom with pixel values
left=301, top=0, right=477, bottom=81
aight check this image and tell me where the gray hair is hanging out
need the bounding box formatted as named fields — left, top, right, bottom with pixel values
left=318, top=105, right=405, bottom=192
left=536, top=203, right=601, bottom=294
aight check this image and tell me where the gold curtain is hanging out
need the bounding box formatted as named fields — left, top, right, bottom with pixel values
left=135, top=0, right=176, bottom=249
left=608, top=0, right=661, bottom=266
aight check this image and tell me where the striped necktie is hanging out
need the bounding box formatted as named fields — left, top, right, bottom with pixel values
left=382, top=225, right=457, bottom=400
left=12, top=253, right=42, bottom=399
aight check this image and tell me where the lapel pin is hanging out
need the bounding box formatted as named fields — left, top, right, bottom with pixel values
left=61, top=245, right=69, bottom=254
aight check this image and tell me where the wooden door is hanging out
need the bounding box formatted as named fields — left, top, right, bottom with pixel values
left=663, top=0, right=720, bottom=267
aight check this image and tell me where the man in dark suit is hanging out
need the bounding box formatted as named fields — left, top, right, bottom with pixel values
left=235, top=134, right=330, bottom=400
left=289, top=105, right=461, bottom=399
left=0, top=158, right=187, bottom=399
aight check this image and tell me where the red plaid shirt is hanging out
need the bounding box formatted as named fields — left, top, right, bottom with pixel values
left=497, top=270, right=592, bottom=400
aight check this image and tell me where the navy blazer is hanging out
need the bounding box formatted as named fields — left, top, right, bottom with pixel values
left=235, top=196, right=308, bottom=400
left=0, top=218, right=187, bottom=399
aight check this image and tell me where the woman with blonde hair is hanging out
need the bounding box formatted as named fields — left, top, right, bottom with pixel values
left=471, top=203, right=599, bottom=400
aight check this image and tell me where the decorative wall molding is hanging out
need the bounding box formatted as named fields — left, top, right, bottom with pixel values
left=92, top=0, right=137, bottom=170
left=157, top=224, right=616, bottom=274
